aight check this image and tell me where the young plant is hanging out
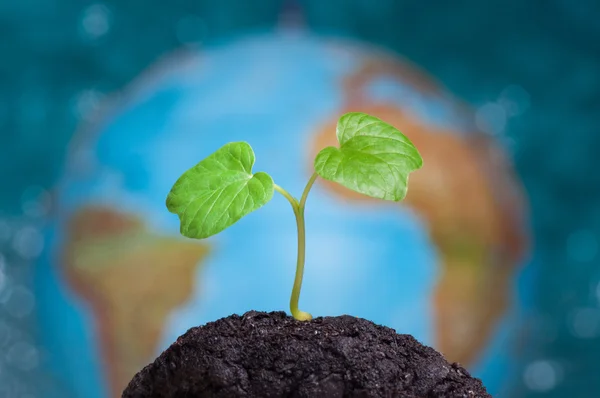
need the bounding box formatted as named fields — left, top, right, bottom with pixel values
left=166, top=112, right=423, bottom=321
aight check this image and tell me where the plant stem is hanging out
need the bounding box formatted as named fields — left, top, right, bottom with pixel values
left=273, top=184, right=298, bottom=210
left=273, top=172, right=319, bottom=321
left=300, top=172, right=318, bottom=209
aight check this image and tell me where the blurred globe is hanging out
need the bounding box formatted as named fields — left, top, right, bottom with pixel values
left=36, top=31, right=528, bottom=398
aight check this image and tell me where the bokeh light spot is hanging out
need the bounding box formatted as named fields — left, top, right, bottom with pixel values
left=11, top=227, right=44, bottom=260
left=568, top=307, right=600, bottom=339
left=6, top=342, right=39, bottom=371
left=3, top=285, right=36, bottom=319
left=499, top=84, right=531, bottom=116
left=475, top=103, right=506, bottom=135
left=20, top=186, right=51, bottom=218
left=523, top=360, right=562, bottom=392
left=73, top=89, right=105, bottom=121
left=80, top=4, right=111, bottom=40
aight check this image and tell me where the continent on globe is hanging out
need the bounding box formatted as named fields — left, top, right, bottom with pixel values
left=62, top=207, right=209, bottom=397
left=311, top=58, right=528, bottom=366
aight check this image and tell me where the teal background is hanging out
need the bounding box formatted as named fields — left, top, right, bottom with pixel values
left=1, top=1, right=600, bottom=397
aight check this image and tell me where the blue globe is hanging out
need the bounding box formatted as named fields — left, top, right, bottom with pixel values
left=36, top=31, right=528, bottom=398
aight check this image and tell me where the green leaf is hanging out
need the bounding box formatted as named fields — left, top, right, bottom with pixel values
left=166, top=142, right=274, bottom=239
left=314, top=112, right=423, bottom=201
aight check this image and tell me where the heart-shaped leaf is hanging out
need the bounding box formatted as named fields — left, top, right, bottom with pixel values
left=167, top=142, right=274, bottom=239
left=314, top=112, right=423, bottom=201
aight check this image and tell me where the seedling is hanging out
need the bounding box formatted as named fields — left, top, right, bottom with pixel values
left=166, top=112, right=423, bottom=321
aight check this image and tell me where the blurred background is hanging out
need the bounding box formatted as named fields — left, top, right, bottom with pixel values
left=1, top=0, right=600, bottom=397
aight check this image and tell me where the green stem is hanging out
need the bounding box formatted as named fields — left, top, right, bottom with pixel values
left=273, top=172, right=319, bottom=321
left=273, top=184, right=298, bottom=210
left=300, top=172, right=319, bottom=209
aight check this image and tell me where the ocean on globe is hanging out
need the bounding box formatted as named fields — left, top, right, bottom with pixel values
left=36, top=31, right=529, bottom=398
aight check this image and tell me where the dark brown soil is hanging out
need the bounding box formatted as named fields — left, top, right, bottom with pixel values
left=123, top=311, right=491, bottom=397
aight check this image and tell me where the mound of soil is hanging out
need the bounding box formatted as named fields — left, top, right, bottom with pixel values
left=123, top=311, right=491, bottom=397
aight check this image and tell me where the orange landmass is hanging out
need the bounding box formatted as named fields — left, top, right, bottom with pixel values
left=62, top=207, right=209, bottom=397
left=311, top=60, right=528, bottom=365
